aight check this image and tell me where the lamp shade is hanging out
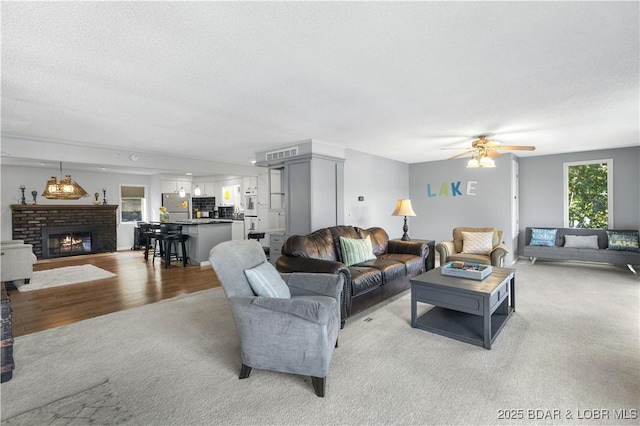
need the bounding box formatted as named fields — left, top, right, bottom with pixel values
left=391, top=199, right=416, bottom=217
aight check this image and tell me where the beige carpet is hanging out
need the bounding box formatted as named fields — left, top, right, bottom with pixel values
left=17, top=265, right=117, bottom=292
left=1, top=261, right=638, bottom=425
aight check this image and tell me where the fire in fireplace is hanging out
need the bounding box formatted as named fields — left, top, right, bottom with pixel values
left=42, top=227, right=95, bottom=258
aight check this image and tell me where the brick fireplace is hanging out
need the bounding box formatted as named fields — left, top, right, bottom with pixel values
left=11, top=205, right=118, bottom=259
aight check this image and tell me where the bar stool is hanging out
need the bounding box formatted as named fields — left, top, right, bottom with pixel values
left=160, top=224, right=190, bottom=268
left=139, top=223, right=159, bottom=261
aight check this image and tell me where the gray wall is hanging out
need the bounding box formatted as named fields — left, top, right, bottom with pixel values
left=518, top=146, right=640, bottom=252
left=409, top=154, right=516, bottom=264
left=343, top=149, right=409, bottom=238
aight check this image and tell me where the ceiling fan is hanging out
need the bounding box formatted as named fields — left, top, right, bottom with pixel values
left=442, top=135, right=536, bottom=168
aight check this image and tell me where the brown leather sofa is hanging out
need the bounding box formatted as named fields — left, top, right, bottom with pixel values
left=276, top=225, right=429, bottom=327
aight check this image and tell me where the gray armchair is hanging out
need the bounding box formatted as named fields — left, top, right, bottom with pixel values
left=209, top=240, right=343, bottom=397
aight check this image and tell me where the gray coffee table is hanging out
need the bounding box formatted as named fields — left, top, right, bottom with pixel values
left=410, top=266, right=515, bottom=349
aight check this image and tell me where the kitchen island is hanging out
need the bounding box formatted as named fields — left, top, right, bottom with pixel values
left=173, top=220, right=232, bottom=265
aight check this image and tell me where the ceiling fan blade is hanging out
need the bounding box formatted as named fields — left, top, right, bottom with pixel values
left=448, top=150, right=474, bottom=160
left=441, top=147, right=470, bottom=150
left=487, top=149, right=501, bottom=158
left=493, top=145, right=536, bottom=151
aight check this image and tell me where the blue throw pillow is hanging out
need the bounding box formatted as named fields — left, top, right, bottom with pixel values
left=606, top=231, right=640, bottom=252
left=530, top=228, right=557, bottom=246
left=244, top=261, right=291, bottom=298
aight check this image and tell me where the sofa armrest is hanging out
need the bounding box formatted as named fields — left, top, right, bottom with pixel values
left=387, top=240, right=427, bottom=258
left=276, top=256, right=351, bottom=326
left=490, top=243, right=509, bottom=267
left=282, top=273, right=344, bottom=301
left=435, top=241, right=455, bottom=264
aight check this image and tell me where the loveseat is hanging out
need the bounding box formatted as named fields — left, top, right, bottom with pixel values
left=276, top=225, right=429, bottom=326
left=523, top=227, right=640, bottom=274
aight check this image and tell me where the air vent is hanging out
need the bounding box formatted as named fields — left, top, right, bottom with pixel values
left=266, top=146, right=298, bottom=161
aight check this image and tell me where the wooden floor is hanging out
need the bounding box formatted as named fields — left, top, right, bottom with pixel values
left=5, top=250, right=220, bottom=337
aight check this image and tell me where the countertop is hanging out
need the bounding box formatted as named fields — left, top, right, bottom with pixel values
left=172, top=219, right=234, bottom=225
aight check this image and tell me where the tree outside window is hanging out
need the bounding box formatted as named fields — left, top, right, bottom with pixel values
left=564, top=160, right=613, bottom=229
left=120, top=185, right=146, bottom=223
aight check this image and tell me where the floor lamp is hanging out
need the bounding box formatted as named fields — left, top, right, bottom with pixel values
left=392, top=199, right=416, bottom=241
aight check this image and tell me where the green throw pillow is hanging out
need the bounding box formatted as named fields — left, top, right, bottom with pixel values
left=606, top=231, right=640, bottom=252
left=339, top=235, right=376, bottom=266
left=244, top=261, right=291, bottom=298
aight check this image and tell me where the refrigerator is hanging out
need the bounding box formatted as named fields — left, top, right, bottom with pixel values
left=162, top=193, right=191, bottom=222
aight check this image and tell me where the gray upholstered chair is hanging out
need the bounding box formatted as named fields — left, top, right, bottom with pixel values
left=209, top=240, right=343, bottom=397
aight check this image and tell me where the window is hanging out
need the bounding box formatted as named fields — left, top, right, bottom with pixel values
left=563, top=159, right=613, bottom=229
left=120, top=185, right=146, bottom=223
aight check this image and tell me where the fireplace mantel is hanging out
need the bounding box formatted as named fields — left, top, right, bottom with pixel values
left=11, top=204, right=118, bottom=259
left=10, top=204, right=118, bottom=212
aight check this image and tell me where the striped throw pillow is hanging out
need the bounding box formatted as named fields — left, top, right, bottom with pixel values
left=339, top=235, right=376, bottom=266
left=244, top=261, right=291, bottom=298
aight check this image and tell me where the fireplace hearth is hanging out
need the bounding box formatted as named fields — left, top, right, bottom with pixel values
left=42, top=227, right=94, bottom=258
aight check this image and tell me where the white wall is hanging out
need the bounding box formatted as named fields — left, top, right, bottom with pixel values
left=343, top=149, right=410, bottom=238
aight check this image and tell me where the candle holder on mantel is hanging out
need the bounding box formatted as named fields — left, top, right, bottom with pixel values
left=19, top=185, right=26, bottom=205
left=102, top=188, right=107, bottom=205
left=31, top=190, right=38, bottom=204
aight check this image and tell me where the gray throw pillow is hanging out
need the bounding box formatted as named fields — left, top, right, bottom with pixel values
left=244, top=261, right=291, bottom=298
left=564, top=235, right=599, bottom=249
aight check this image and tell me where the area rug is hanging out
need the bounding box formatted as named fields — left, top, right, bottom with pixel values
left=1, top=262, right=638, bottom=425
left=3, top=380, right=132, bottom=425
left=17, top=265, right=117, bottom=292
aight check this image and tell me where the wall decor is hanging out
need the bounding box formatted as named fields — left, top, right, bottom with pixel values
left=426, top=181, right=478, bottom=198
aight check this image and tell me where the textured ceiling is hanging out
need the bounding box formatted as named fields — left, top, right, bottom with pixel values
left=1, top=1, right=638, bottom=171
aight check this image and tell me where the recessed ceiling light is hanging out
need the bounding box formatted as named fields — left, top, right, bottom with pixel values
left=129, top=154, right=139, bottom=162
left=186, top=172, right=192, bottom=176
left=251, top=160, right=256, bottom=164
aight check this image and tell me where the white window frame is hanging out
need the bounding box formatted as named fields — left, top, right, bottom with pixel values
left=120, top=184, right=147, bottom=224
left=563, top=159, right=613, bottom=229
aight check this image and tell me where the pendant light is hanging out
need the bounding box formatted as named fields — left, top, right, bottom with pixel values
left=42, top=162, right=89, bottom=199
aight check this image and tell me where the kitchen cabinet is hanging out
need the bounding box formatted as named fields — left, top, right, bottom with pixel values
left=161, top=180, right=192, bottom=195
left=285, top=157, right=344, bottom=236
left=193, top=181, right=214, bottom=197
left=231, top=221, right=245, bottom=240
left=181, top=222, right=232, bottom=265
left=269, top=233, right=285, bottom=265
left=268, top=167, right=285, bottom=212
left=243, top=176, right=258, bottom=195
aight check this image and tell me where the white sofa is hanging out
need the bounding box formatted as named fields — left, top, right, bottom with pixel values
left=1, top=240, right=37, bottom=285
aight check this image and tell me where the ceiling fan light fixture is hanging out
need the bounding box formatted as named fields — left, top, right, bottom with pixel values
left=479, top=156, right=496, bottom=168
left=466, top=157, right=480, bottom=168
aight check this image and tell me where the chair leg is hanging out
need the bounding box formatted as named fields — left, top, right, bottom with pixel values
left=239, top=363, right=252, bottom=379
left=165, top=241, right=172, bottom=269
left=335, top=337, right=338, bottom=348
left=311, top=376, right=326, bottom=397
